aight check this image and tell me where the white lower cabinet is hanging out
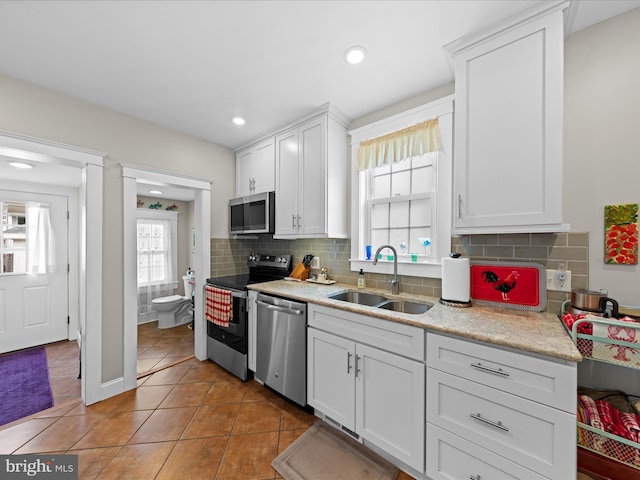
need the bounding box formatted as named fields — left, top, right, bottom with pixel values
left=426, top=332, right=576, bottom=480
left=427, top=424, right=547, bottom=480
left=307, top=305, right=425, bottom=471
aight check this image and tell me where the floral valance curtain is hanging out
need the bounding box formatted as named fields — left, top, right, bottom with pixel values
left=357, top=118, right=441, bottom=171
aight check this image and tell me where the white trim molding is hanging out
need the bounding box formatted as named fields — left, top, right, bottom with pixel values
left=0, top=129, right=105, bottom=406
left=122, top=163, right=211, bottom=393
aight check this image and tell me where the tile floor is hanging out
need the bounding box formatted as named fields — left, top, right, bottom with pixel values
left=3, top=321, right=414, bottom=479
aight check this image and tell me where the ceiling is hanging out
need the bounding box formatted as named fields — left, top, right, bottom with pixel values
left=0, top=0, right=638, bottom=201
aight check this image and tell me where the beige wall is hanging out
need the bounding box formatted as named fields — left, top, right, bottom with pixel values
left=564, top=8, right=640, bottom=306
left=0, top=74, right=234, bottom=382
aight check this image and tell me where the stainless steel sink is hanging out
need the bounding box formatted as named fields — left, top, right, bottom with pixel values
left=377, top=300, right=432, bottom=314
left=328, top=291, right=431, bottom=315
left=328, top=291, right=388, bottom=306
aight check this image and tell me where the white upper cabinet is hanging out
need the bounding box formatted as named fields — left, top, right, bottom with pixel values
left=447, top=1, right=570, bottom=234
left=235, top=137, right=275, bottom=197
left=274, top=105, right=349, bottom=239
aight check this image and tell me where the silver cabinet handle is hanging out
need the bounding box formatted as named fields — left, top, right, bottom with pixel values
left=458, top=194, right=462, bottom=219
left=347, top=352, right=352, bottom=373
left=355, top=355, right=361, bottom=377
left=297, top=215, right=302, bottom=228
left=470, top=362, right=510, bottom=377
left=292, top=214, right=296, bottom=229
left=469, top=412, right=509, bottom=432
left=470, top=476, right=481, bottom=480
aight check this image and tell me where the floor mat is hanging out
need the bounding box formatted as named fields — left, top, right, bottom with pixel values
left=272, top=420, right=399, bottom=480
left=0, top=346, right=53, bottom=426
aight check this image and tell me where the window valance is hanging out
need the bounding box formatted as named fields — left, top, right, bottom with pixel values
left=356, top=118, right=440, bottom=171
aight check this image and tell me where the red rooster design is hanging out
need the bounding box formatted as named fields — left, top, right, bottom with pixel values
left=481, top=270, right=520, bottom=301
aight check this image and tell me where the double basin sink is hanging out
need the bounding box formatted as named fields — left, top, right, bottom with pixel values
left=328, top=290, right=432, bottom=315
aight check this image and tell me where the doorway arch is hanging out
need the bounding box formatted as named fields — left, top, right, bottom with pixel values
left=122, top=164, right=211, bottom=392
left=0, top=129, right=105, bottom=405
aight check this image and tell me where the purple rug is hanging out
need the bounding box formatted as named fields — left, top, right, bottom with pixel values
left=0, top=346, right=54, bottom=426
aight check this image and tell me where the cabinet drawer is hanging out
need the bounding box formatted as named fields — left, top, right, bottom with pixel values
left=427, top=332, right=575, bottom=411
left=308, top=304, right=424, bottom=361
left=426, top=423, right=547, bottom=480
left=427, top=368, right=575, bottom=479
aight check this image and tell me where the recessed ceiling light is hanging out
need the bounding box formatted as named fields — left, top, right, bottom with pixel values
left=8, top=161, right=33, bottom=169
left=149, top=190, right=163, bottom=195
left=232, top=117, right=246, bottom=126
left=344, top=46, right=366, bottom=65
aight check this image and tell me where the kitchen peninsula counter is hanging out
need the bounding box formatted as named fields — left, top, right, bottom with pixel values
left=247, top=280, right=582, bottom=363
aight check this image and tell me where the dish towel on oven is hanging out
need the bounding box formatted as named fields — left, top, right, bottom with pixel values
left=205, top=285, right=232, bottom=327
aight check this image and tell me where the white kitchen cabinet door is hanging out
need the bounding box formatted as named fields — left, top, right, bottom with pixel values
left=247, top=290, right=257, bottom=372
left=275, top=117, right=326, bottom=237
left=274, top=106, right=348, bottom=239
left=235, top=137, right=275, bottom=197
left=450, top=5, right=568, bottom=234
left=297, top=117, right=326, bottom=235
left=307, top=327, right=356, bottom=430
left=274, top=128, right=300, bottom=235
left=356, top=343, right=425, bottom=472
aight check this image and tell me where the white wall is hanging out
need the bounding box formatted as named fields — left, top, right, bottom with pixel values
left=0, top=74, right=234, bottom=382
left=564, top=8, right=640, bottom=306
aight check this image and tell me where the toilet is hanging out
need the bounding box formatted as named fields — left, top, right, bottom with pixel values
left=152, top=274, right=195, bottom=329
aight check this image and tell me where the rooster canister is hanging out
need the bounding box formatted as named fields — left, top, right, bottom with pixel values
left=440, top=253, right=472, bottom=307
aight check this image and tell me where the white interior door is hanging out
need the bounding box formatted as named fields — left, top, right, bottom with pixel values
left=0, top=190, right=68, bottom=353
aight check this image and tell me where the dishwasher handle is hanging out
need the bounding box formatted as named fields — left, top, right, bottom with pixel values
left=256, top=299, right=304, bottom=316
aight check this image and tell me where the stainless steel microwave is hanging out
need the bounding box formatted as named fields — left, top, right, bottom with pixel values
left=229, top=191, right=275, bottom=235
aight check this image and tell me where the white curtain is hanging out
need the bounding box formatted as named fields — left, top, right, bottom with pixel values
left=27, top=203, right=56, bottom=274
left=357, top=118, right=441, bottom=171
left=137, top=218, right=174, bottom=317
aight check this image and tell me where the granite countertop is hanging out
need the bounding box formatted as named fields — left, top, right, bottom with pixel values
left=247, top=280, right=582, bottom=363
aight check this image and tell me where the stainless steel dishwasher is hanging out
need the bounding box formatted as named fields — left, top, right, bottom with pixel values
left=255, top=293, right=307, bottom=406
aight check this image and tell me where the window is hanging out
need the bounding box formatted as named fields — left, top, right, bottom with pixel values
left=136, top=213, right=177, bottom=286
left=349, top=96, right=453, bottom=278
left=1, top=201, right=55, bottom=275
left=369, top=153, right=437, bottom=261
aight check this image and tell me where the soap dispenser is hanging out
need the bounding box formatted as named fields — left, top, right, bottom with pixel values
left=357, top=269, right=366, bottom=289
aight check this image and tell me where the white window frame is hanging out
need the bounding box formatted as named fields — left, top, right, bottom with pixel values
left=136, top=209, right=178, bottom=288
left=349, top=95, right=454, bottom=279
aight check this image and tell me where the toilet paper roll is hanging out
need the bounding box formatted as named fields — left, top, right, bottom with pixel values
left=441, top=256, right=470, bottom=302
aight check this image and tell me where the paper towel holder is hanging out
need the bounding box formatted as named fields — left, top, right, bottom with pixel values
left=440, top=252, right=472, bottom=308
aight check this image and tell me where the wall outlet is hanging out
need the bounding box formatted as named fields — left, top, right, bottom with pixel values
left=310, top=257, right=320, bottom=269
left=546, top=269, right=572, bottom=292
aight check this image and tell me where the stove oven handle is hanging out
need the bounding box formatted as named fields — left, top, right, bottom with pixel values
left=256, top=299, right=304, bottom=316
left=205, top=284, right=247, bottom=299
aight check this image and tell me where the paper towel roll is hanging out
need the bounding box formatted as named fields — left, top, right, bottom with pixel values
left=441, top=255, right=470, bottom=302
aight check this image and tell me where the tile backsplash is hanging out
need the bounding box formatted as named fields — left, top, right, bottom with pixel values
left=210, top=232, right=589, bottom=315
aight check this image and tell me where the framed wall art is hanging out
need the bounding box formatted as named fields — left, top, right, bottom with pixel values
left=604, top=203, right=638, bottom=265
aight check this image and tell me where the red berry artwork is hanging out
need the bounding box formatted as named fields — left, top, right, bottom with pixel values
left=604, top=204, right=638, bottom=265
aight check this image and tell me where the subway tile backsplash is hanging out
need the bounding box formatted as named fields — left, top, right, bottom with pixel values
left=210, top=232, right=589, bottom=315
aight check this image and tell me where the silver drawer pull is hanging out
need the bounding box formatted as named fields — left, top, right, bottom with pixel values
left=470, top=362, right=509, bottom=377
left=470, top=476, right=481, bottom=480
left=347, top=352, right=352, bottom=373
left=469, top=412, right=509, bottom=432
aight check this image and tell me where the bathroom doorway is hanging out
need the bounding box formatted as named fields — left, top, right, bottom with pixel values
left=122, top=165, right=211, bottom=392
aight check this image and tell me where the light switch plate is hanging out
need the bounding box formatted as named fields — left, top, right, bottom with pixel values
left=311, top=257, right=320, bottom=269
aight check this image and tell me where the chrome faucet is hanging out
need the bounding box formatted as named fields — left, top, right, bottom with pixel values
left=372, top=245, right=400, bottom=294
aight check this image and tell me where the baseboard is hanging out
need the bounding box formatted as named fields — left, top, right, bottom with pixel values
left=100, top=376, right=126, bottom=401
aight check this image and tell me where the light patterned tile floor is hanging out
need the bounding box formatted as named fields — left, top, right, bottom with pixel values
left=2, top=322, right=415, bottom=479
